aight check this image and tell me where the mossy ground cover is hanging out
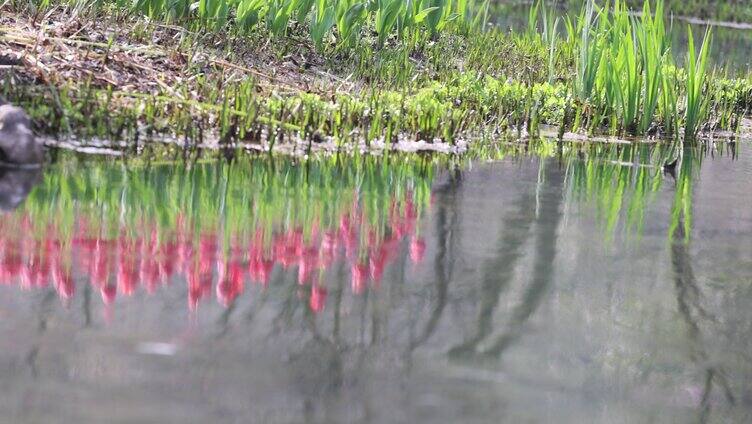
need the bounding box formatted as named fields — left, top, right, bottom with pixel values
left=1, top=0, right=751, bottom=156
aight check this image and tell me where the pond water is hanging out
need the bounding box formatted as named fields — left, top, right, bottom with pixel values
left=1, top=141, right=751, bottom=423
left=493, top=3, right=752, bottom=74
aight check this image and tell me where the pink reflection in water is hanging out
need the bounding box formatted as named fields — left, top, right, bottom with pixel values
left=310, top=283, right=327, bottom=313
left=0, top=191, right=428, bottom=316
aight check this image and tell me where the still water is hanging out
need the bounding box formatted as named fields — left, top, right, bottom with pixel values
left=0, top=143, right=751, bottom=423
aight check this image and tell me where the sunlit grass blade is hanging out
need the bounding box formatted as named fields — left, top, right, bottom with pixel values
left=684, top=26, right=713, bottom=140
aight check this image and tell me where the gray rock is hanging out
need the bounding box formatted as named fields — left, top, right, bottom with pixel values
left=0, top=166, right=41, bottom=211
left=0, top=104, right=45, bottom=164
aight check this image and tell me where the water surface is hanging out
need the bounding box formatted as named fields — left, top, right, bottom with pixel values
left=1, top=143, right=751, bottom=423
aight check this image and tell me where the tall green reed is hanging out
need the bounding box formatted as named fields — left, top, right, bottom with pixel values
left=574, top=0, right=603, bottom=103
left=636, top=0, right=668, bottom=133
left=684, top=26, right=712, bottom=140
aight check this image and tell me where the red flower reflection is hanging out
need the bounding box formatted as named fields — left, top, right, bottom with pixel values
left=0, top=188, right=428, bottom=315
left=409, top=237, right=426, bottom=264
left=310, top=284, right=327, bottom=313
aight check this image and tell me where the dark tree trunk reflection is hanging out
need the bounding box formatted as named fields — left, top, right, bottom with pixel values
left=669, top=151, right=736, bottom=422
left=409, top=168, right=462, bottom=351
left=449, top=160, right=564, bottom=359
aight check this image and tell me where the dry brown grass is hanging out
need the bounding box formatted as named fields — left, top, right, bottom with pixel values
left=0, top=5, right=355, bottom=100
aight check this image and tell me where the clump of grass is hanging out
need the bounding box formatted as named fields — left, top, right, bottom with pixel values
left=526, top=0, right=561, bottom=84
left=128, top=0, right=491, bottom=50
left=538, top=0, right=729, bottom=139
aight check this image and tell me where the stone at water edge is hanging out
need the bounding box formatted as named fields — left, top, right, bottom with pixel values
left=0, top=167, right=42, bottom=212
left=0, top=104, right=45, bottom=164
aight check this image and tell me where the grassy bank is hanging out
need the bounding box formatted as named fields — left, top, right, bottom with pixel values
left=2, top=0, right=751, bottom=154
